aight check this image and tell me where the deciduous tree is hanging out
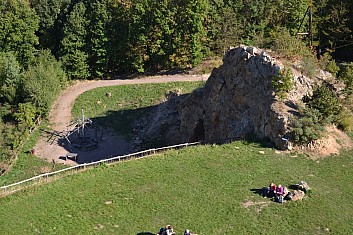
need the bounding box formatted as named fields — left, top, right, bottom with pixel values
left=0, top=0, right=39, bottom=66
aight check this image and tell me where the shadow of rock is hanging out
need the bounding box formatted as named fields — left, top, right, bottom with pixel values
left=285, top=100, right=298, bottom=109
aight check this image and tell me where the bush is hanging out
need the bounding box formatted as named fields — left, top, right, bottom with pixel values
left=22, top=50, right=66, bottom=116
left=336, top=108, right=353, bottom=132
left=338, top=63, right=353, bottom=93
left=269, top=28, right=308, bottom=59
left=268, top=28, right=319, bottom=78
left=290, top=107, right=326, bottom=144
left=272, top=66, right=293, bottom=100
left=291, top=84, right=346, bottom=145
left=14, top=102, right=36, bottom=129
left=307, top=84, right=342, bottom=121
left=342, top=93, right=353, bottom=111
left=300, top=53, right=319, bottom=78
left=318, top=53, right=340, bottom=77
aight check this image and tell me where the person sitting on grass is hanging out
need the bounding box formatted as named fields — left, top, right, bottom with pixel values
left=262, top=182, right=277, bottom=198
left=157, top=225, right=174, bottom=235
left=275, top=184, right=284, bottom=203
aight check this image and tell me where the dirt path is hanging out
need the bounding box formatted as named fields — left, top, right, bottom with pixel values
left=34, top=74, right=209, bottom=165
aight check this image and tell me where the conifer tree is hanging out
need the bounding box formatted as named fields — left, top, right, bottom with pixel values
left=85, top=0, right=109, bottom=78
left=31, top=0, right=71, bottom=54
left=0, top=52, right=23, bottom=105
left=106, top=0, right=131, bottom=74
left=59, top=2, right=90, bottom=79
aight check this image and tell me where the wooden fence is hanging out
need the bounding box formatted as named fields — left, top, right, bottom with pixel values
left=0, top=142, right=200, bottom=197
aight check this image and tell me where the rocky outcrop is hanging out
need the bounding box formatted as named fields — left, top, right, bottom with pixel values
left=134, top=46, right=323, bottom=150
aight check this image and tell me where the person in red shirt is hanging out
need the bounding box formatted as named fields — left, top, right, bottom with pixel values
left=262, top=182, right=277, bottom=198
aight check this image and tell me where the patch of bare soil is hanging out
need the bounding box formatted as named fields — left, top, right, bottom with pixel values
left=34, top=75, right=208, bottom=166
left=296, top=126, right=353, bottom=159
left=242, top=200, right=271, bottom=212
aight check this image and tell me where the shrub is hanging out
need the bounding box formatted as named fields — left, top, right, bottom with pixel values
left=290, top=107, right=326, bottom=145
left=22, top=50, right=66, bottom=116
left=300, top=53, right=319, bottom=78
left=269, top=28, right=307, bottom=59
left=342, top=93, right=353, bottom=111
left=336, top=108, right=353, bottom=132
left=338, top=63, right=353, bottom=93
left=318, top=53, right=340, bottom=77
left=14, top=102, right=36, bottom=129
left=291, top=83, right=346, bottom=145
left=272, top=66, right=293, bottom=100
left=307, top=84, right=342, bottom=122
left=268, top=28, right=319, bottom=78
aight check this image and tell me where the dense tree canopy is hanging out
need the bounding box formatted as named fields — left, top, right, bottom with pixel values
left=0, top=0, right=351, bottom=78
left=0, top=0, right=39, bottom=66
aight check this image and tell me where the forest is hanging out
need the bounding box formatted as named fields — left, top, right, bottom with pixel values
left=1, top=0, right=353, bottom=171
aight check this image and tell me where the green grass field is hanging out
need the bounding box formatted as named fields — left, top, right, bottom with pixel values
left=72, top=82, right=205, bottom=139
left=1, top=81, right=353, bottom=234
left=0, top=142, right=353, bottom=234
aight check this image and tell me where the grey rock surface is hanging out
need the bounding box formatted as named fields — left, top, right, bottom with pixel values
left=134, top=46, right=331, bottom=150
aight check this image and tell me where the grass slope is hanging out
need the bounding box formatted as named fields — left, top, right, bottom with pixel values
left=0, top=141, right=352, bottom=234
left=72, top=82, right=205, bottom=139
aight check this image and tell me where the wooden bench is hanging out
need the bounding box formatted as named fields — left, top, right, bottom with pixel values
left=65, top=152, right=78, bottom=161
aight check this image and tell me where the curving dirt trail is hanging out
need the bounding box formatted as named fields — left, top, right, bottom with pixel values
left=34, top=74, right=209, bottom=165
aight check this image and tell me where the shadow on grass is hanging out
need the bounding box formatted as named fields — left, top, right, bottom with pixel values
left=250, top=188, right=264, bottom=196
left=136, top=232, right=155, bottom=235
left=288, top=184, right=299, bottom=190
left=94, top=105, right=155, bottom=139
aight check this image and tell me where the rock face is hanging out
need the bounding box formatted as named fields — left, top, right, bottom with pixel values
left=134, top=46, right=322, bottom=150
left=177, top=46, right=289, bottom=148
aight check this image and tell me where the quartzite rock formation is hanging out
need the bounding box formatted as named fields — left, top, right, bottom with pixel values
left=134, top=46, right=334, bottom=150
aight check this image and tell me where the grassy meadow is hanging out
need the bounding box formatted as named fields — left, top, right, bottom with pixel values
left=0, top=141, right=353, bottom=234
left=72, top=82, right=205, bottom=139
left=1, top=81, right=353, bottom=234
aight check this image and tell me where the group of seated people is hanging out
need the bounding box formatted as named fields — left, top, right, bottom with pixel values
left=157, top=225, right=174, bottom=235
left=262, top=182, right=286, bottom=203
left=157, top=225, right=191, bottom=235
